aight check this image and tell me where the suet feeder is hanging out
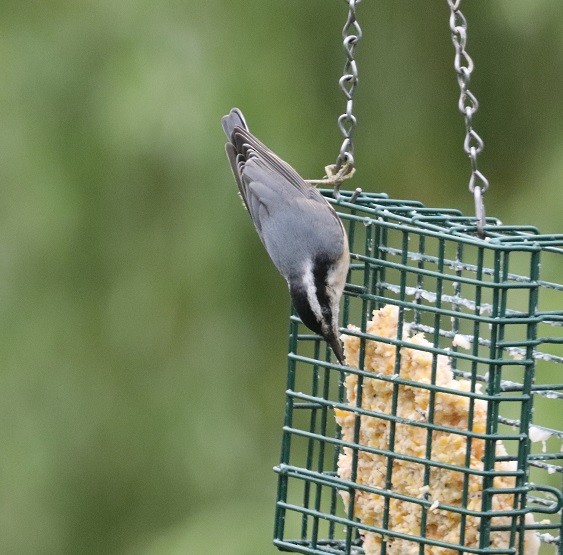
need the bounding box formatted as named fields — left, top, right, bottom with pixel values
left=274, top=192, right=562, bottom=554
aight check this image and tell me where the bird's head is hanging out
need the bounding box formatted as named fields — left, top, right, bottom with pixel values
left=289, top=252, right=348, bottom=364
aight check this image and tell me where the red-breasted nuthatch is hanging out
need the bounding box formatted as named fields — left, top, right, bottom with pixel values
left=222, top=108, right=349, bottom=363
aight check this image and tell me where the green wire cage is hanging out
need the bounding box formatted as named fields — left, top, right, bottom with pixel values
left=274, top=191, right=562, bottom=554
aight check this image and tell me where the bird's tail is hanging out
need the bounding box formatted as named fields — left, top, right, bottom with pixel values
left=221, top=108, right=248, bottom=140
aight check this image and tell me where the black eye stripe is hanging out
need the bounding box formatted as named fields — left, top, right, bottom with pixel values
left=290, top=286, right=323, bottom=336
left=312, top=257, right=333, bottom=320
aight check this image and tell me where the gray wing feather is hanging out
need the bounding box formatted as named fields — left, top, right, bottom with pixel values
left=221, top=108, right=247, bottom=140
left=233, top=128, right=313, bottom=198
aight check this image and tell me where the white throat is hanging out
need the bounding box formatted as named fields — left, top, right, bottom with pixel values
left=302, top=262, right=323, bottom=324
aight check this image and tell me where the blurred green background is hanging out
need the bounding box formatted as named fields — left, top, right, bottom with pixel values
left=1, top=1, right=561, bottom=553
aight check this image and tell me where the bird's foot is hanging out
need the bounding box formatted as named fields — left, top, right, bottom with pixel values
left=306, top=161, right=361, bottom=203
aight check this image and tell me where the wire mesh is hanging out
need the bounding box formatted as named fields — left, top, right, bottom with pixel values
left=274, top=190, right=562, bottom=555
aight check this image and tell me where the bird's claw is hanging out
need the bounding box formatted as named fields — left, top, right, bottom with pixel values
left=306, top=161, right=362, bottom=203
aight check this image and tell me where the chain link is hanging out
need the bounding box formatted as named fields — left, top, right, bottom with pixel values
left=447, top=0, right=489, bottom=237
left=335, top=0, right=362, bottom=171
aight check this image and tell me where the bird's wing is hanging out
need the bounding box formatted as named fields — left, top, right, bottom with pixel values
left=240, top=155, right=340, bottom=247
left=222, top=109, right=345, bottom=258
left=232, top=127, right=313, bottom=197
left=230, top=128, right=341, bottom=220
left=225, top=142, right=247, bottom=208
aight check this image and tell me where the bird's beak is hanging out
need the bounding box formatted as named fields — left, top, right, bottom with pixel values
left=328, top=333, right=345, bottom=365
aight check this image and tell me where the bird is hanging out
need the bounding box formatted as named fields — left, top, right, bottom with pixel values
left=221, top=108, right=349, bottom=363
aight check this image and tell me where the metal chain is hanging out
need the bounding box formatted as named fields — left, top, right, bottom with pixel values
left=447, top=0, right=489, bottom=237
left=335, top=0, right=362, bottom=172
left=309, top=0, right=362, bottom=201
